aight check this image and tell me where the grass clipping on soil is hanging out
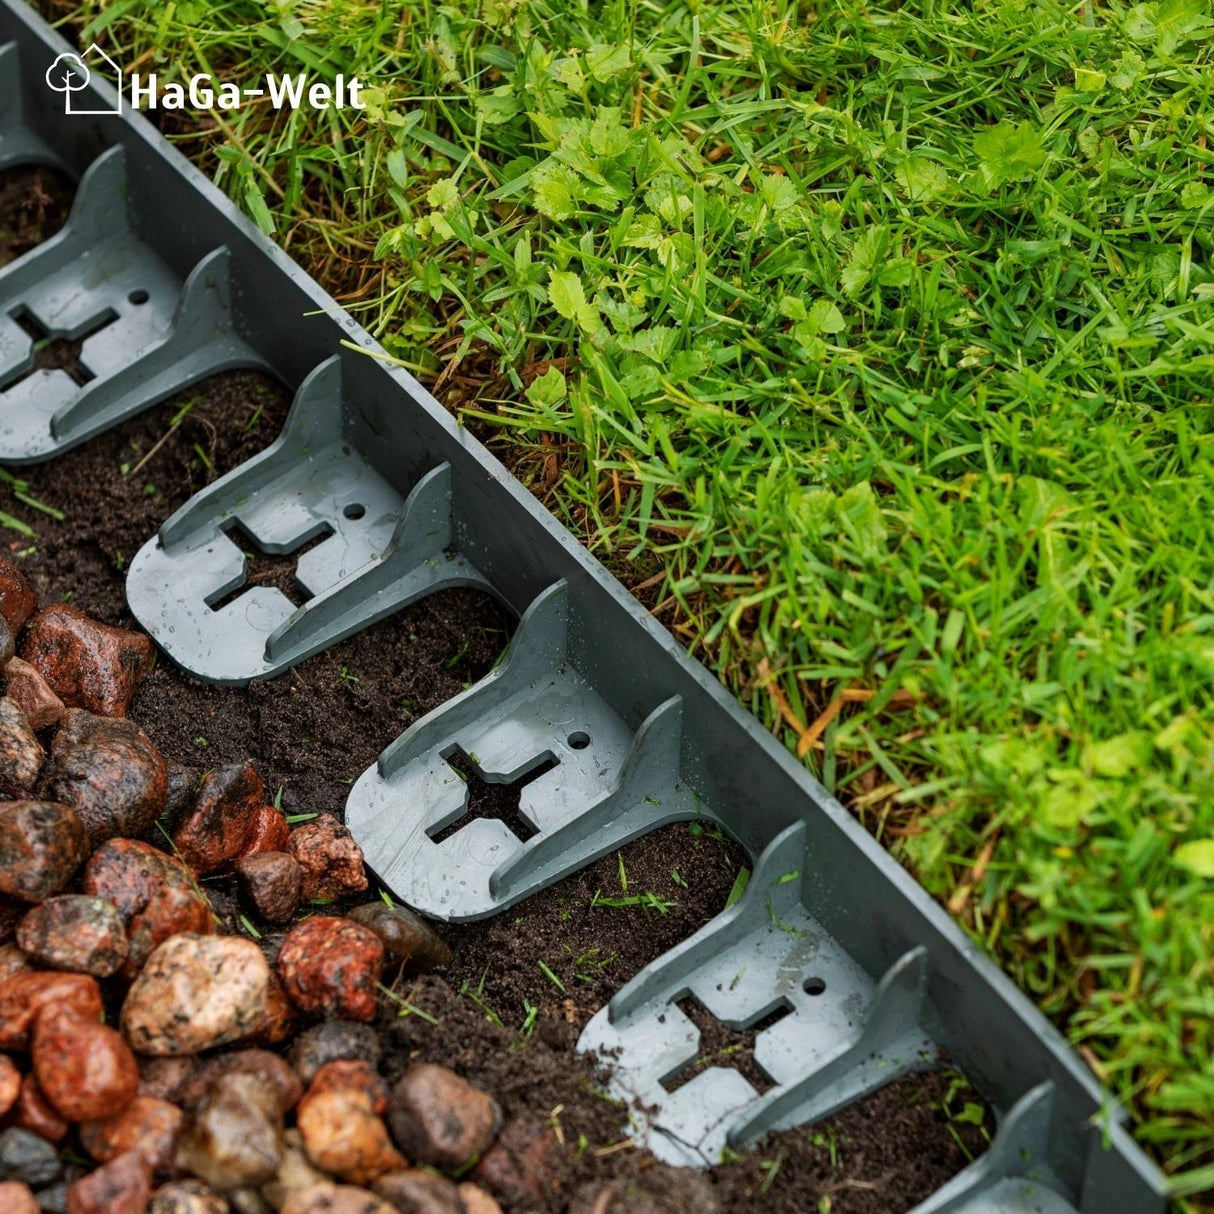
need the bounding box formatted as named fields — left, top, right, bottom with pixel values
left=23, top=0, right=1214, bottom=1198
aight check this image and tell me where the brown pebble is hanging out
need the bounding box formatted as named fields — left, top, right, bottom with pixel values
left=280, top=1182, right=395, bottom=1214
left=0, top=561, right=37, bottom=633
left=33, top=1006, right=140, bottom=1122
left=0, top=941, right=29, bottom=981
left=16, top=895, right=128, bottom=977
left=0, top=697, right=42, bottom=795
left=83, top=839, right=213, bottom=977
left=42, top=710, right=168, bottom=847
left=260, top=1127, right=327, bottom=1210
left=387, top=1064, right=501, bottom=1172
left=473, top=1115, right=551, bottom=1206
left=150, top=1179, right=229, bottom=1213
left=14, top=1069, right=69, bottom=1141
left=174, top=1072, right=283, bottom=1192
left=0, top=1051, right=19, bottom=1117
left=122, top=935, right=270, bottom=1056
left=2, top=657, right=65, bottom=731
left=138, top=1056, right=198, bottom=1104
left=65, top=1148, right=152, bottom=1214
left=286, top=814, right=368, bottom=902
left=457, top=1184, right=504, bottom=1214
left=287, top=1021, right=380, bottom=1087
left=0, top=800, right=89, bottom=903
left=277, top=918, right=383, bottom=1023
left=0, top=1179, right=38, bottom=1214
left=251, top=970, right=299, bottom=1047
left=298, top=1060, right=387, bottom=1118
left=372, top=1169, right=463, bottom=1214
left=347, top=904, right=451, bottom=971
left=237, top=806, right=290, bottom=858
left=81, top=1095, right=184, bottom=1174
left=0, top=616, right=11, bottom=665
left=0, top=970, right=103, bottom=1049
left=297, top=1088, right=407, bottom=1185
left=233, top=853, right=301, bottom=925
left=177, top=1050, right=301, bottom=1117
left=21, top=605, right=153, bottom=718
left=172, top=763, right=264, bottom=875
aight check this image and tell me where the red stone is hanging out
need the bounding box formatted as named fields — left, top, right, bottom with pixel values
left=21, top=606, right=153, bottom=718
left=82, top=839, right=213, bottom=977
left=172, top=762, right=263, bottom=874
left=42, top=710, right=168, bottom=848
left=0, top=1180, right=38, bottom=1214
left=0, top=971, right=103, bottom=1049
left=0, top=1051, right=19, bottom=1116
left=0, top=942, right=28, bottom=981
left=0, top=800, right=90, bottom=903
left=65, top=1148, right=152, bottom=1214
left=473, top=1115, right=552, bottom=1206
left=0, top=560, right=37, bottom=633
left=3, top=657, right=65, bottom=730
left=239, top=804, right=291, bottom=857
left=286, top=813, right=368, bottom=902
left=14, top=1069, right=69, bottom=1142
left=277, top=917, right=384, bottom=1023
left=298, top=1060, right=388, bottom=1118
left=33, top=1007, right=140, bottom=1122
left=80, top=1095, right=183, bottom=1173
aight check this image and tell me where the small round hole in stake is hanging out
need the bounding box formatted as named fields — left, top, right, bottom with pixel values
left=343, top=503, right=366, bottom=520
left=128, top=289, right=149, bottom=305
left=567, top=731, right=590, bottom=750
left=804, top=976, right=826, bottom=996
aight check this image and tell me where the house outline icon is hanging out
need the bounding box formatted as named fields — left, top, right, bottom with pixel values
left=49, top=43, right=123, bottom=116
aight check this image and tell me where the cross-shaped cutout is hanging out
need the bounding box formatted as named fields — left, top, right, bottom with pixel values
left=0, top=308, right=115, bottom=393
left=428, top=747, right=560, bottom=845
left=659, top=994, right=794, bottom=1096
left=206, top=518, right=335, bottom=612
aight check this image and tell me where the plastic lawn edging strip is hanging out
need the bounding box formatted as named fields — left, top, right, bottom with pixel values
left=0, top=5, right=1170, bottom=1209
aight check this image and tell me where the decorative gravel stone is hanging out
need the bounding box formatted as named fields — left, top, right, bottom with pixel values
left=252, top=971, right=298, bottom=1047
left=0, top=561, right=37, bottom=633
left=387, top=1065, right=501, bottom=1173
left=123, top=934, right=270, bottom=1056
left=346, top=904, right=451, bottom=972
left=0, top=801, right=89, bottom=903
left=177, top=1050, right=301, bottom=1118
left=33, top=1007, right=140, bottom=1123
left=233, top=853, right=301, bottom=926
left=64, top=1148, right=152, bottom=1214
left=277, top=918, right=383, bottom=1024
left=286, top=815, right=368, bottom=902
left=172, top=763, right=264, bottom=875
left=2, top=657, right=65, bottom=731
left=13, top=1069, right=69, bottom=1142
left=237, top=806, right=290, bottom=859
left=372, top=1169, right=463, bottom=1214
left=175, top=1072, right=283, bottom=1192
left=472, top=1115, right=551, bottom=1207
left=0, top=1125, right=61, bottom=1186
left=261, top=1127, right=328, bottom=1211
left=298, top=1060, right=387, bottom=1118
left=0, top=697, right=43, bottom=795
left=280, top=1183, right=395, bottom=1214
left=16, top=895, right=128, bottom=978
left=287, top=1021, right=381, bottom=1087
left=80, top=1095, right=183, bottom=1174
left=42, top=711, right=168, bottom=848
left=20, top=606, right=153, bottom=719
left=83, top=840, right=213, bottom=977
left=138, top=1056, right=197, bottom=1104
left=0, top=941, right=28, bottom=981
left=0, top=616, right=12, bottom=666
left=457, top=1184, right=505, bottom=1214
left=149, top=1179, right=230, bottom=1213
left=0, top=1052, right=18, bottom=1117
left=0, top=971, right=103, bottom=1049
left=297, top=1088, right=406, bottom=1185
left=0, top=1179, right=38, bottom=1214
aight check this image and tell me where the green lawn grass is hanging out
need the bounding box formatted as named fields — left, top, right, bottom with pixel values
left=39, top=0, right=1214, bottom=1201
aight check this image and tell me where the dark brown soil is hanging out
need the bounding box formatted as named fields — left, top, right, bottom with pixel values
left=0, top=165, right=991, bottom=1212
left=0, top=165, right=73, bottom=270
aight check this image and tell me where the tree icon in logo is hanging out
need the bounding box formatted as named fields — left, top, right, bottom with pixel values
left=44, top=46, right=122, bottom=116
